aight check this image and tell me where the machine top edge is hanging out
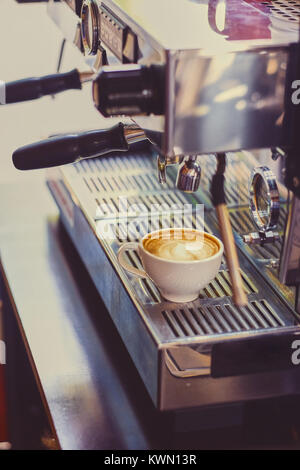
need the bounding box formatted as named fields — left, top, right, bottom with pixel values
left=103, top=0, right=300, bottom=52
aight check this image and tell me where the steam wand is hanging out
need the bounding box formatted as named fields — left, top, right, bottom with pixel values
left=211, top=153, right=248, bottom=307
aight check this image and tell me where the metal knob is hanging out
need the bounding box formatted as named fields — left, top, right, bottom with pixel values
left=81, top=0, right=100, bottom=56
left=176, top=156, right=201, bottom=193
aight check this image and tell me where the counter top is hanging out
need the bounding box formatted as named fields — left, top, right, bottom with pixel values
left=0, top=176, right=300, bottom=450
left=0, top=177, right=156, bottom=449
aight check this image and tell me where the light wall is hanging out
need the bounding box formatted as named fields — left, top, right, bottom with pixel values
left=0, top=0, right=105, bottom=184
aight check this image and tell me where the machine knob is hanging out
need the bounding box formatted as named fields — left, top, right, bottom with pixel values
left=81, top=0, right=99, bottom=55
left=92, top=64, right=165, bottom=117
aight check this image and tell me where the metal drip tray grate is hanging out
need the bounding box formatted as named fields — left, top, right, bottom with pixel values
left=114, top=239, right=298, bottom=342
left=63, top=150, right=260, bottom=218
left=161, top=299, right=285, bottom=339
left=54, top=149, right=299, bottom=346
left=123, top=248, right=257, bottom=302
left=63, top=151, right=193, bottom=220
left=104, top=212, right=299, bottom=342
left=188, top=152, right=256, bottom=208
left=207, top=203, right=296, bottom=307
left=93, top=190, right=189, bottom=218
left=108, top=211, right=209, bottom=243
left=74, top=154, right=156, bottom=174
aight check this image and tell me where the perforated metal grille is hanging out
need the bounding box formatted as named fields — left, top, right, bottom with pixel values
left=195, top=153, right=252, bottom=208
left=119, top=240, right=297, bottom=340
left=74, top=154, right=155, bottom=174
left=123, top=247, right=257, bottom=300
left=65, top=151, right=258, bottom=216
left=258, top=0, right=300, bottom=22
left=93, top=191, right=189, bottom=218
left=64, top=152, right=197, bottom=220
left=81, top=165, right=176, bottom=195
left=106, top=210, right=207, bottom=243
left=57, top=150, right=299, bottom=343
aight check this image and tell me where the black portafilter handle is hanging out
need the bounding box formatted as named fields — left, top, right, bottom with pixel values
left=12, top=123, right=130, bottom=170
left=2, top=69, right=82, bottom=105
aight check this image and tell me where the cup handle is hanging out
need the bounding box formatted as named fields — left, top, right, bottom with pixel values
left=117, top=242, right=149, bottom=279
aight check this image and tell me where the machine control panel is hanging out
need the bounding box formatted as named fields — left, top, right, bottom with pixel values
left=99, top=4, right=138, bottom=62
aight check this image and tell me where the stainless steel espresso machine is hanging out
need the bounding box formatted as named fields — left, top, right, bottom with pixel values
left=7, top=0, right=300, bottom=415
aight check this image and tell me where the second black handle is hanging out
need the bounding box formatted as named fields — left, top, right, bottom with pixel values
left=3, top=69, right=82, bottom=104
left=13, top=123, right=129, bottom=170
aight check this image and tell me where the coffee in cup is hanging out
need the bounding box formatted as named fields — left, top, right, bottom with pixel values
left=117, top=228, right=223, bottom=303
left=143, top=229, right=220, bottom=262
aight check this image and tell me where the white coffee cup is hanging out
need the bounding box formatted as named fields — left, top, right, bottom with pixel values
left=117, top=228, right=224, bottom=303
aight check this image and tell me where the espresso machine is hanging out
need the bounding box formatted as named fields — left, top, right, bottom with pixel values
left=6, top=0, right=300, bottom=415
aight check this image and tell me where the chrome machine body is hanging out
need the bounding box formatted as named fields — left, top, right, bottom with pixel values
left=49, top=0, right=299, bottom=154
left=46, top=0, right=300, bottom=414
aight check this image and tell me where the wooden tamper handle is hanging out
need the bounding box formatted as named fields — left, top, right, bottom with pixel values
left=211, top=154, right=248, bottom=307
left=216, top=204, right=248, bottom=306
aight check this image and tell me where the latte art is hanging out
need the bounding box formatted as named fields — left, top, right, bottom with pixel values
left=143, top=230, right=219, bottom=261
left=118, top=228, right=223, bottom=302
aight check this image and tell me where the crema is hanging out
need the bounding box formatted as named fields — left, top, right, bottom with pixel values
left=143, top=229, right=219, bottom=262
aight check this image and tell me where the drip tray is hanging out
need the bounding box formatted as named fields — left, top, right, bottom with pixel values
left=47, top=149, right=300, bottom=411
left=103, top=216, right=299, bottom=346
